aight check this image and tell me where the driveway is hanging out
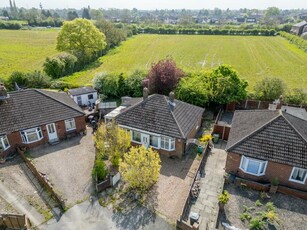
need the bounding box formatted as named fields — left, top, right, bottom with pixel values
left=42, top=200, right=174, bottom=230
left=31, top=126, right=96, bottom=207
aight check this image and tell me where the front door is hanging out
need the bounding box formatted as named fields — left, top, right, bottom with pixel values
left=77, top=96, right=82, bottom=106
left=46, top=123, right=58, bottom=141
left=141, top=133, right=150, bottom=148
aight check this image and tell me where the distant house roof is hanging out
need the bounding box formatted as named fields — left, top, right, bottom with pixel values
left=68, top=87, right=97, bottom=96
left=226, top=109, right=307, bottom=169
left=0, top=89, right=84, bottom=134
left=292, top=20, right=307, bottom=27
left=116, top=94, right=205, bottom=139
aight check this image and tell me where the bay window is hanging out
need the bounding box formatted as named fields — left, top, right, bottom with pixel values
left=65, top=119, right=76, bottom=131
left=240, top=156, right=267, bottom=176
left=0, top=135, right=10, bottom=151
left=161, top=136, right=175, bottom=151
left=132, top=130, right=141, bottom=143
left=150, top=136, right=159, bottom=148
left=20, top=127, right=43, bottom=144
left=289, top=167, right=307, bottom=184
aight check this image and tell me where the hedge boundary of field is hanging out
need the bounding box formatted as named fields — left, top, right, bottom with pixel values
left=279, top=31, right=307, bottom=52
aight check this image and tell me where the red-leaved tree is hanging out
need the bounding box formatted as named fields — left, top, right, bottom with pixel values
left=146, top=58, right=184, bottom=95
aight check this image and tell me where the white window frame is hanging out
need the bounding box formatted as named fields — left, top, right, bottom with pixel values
left=149, top=135, right=159, bottom=148
left=0, top=135, right=10, bottom=151
left=239, top=156, right=268, bottom=176
left=20, top=127, right=43, bottom=144
left=289, top=167, right=307, bottom=184
left=160, top=136, right=175, bottom=151
left=131, top=130, right=141, bottom=143
left=65, top=119, right=76, bottom=131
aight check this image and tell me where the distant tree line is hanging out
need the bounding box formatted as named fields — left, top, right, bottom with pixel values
left=0, top=20, right=21, bottom=29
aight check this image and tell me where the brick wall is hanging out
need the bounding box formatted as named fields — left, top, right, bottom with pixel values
left=225, top=152, right=307, bottom=192
left=1, top=115, right=86, bottom=158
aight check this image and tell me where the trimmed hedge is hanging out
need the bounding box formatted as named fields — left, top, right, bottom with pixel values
left=279, top=31, right=307, bottom=52
left=137, top=27, right=276, bottom=36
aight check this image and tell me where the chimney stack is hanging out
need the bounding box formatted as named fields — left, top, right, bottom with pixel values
left=143, top=87, right=149, bottom=100
left=169, top=92, right=175, bottom=103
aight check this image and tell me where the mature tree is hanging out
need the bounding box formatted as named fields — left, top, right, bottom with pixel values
left=146, top=58, right=184, bottom=95
left=94, top=122, right=131, bottom=166
left=56, top=19, right=106, bottom=62
left=90, top=9, right=104, bottom=20
left=176, top=73, right=210, bottom=107
left=66, top=11, right=79, bottom=21
left=125, top=69, right=147, bottom=97
left=208, top=65, right=248, bottom=104
left=92, top=72, right=119, bottom=98
left=95, top=19, right=127, bottom=50
left=263, top=7, right=280, bottom=26
left=43, top=53, right=77, bottom=78
left=254, top=77, right=286, bottom=101
left=176, top=65, right=248, bottom=106
left=82, top=7, right=91, bottom=19
left=119, top=146, right=161, bottom=192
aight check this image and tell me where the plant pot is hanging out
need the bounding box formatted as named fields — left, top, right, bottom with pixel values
left=269, top=185, right=278, bottom=194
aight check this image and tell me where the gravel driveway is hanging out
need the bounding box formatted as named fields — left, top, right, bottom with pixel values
left=31, top=126, right=96, bottom=207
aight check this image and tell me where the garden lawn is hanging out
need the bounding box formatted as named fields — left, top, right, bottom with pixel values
left=0, top=29, right=59, bottom=80
left=1, top=30, right=307, bottom=90
left=61, top=34, right=307, bottom=90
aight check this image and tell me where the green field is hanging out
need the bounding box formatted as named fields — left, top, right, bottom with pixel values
left=0, top=29, right=58, bottom=79
left=0, top=30, right=307, bottom=90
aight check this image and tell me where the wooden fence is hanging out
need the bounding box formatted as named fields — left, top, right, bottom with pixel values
left=17, top=148, right=65, bottom=210
left=0, top=213, right=31, bottom=230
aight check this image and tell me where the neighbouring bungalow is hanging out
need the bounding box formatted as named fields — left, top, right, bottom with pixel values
left=291, top=20, right=307, bottom=36
left=115, top=88, right=205, bottom=158
left=0, top=85, right=86, bottom=159
left=68, top=87, right=97, bottom=107
left=225, top=106, right=307, bottom=192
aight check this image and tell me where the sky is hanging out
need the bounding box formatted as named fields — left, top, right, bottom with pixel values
left=0, top=0, right=306, bottom=10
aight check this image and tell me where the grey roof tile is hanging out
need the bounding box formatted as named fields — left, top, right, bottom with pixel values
left=68, top=87, right=96, bottom=96
left=227, top=109, right=307, bottom=169
left=116, top=94, right=204, bottom=139
left=0, top=89, right=84, bottom=134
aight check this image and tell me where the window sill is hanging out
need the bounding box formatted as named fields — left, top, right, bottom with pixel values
left=22, top=138, right=43, bottom=144
left=289, top=178, right=306, bottom=185
left=239, top=168, right=265, bottom=177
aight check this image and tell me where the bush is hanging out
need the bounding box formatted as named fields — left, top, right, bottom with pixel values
left=254, top=77, right=287, bottom=101
left=249, top=218, right=266, bottom=230
left=92, top=158, right=109, bottom=182
left=92, top=72, right=119, bottom=98
left=279, top=31, right=307, bottom=52
left=26, top=70, right=51, bottom=88
left=265, top=202, right=276, bottom=212
left=125, top=70, right=147, bottom=97
left=284, top=88, right=307, bottom=105
left=43, top=53, right=78, bottom=78
left=50, top=81, right=73, bottom=90
left=218, top=190, right=230, bottom=204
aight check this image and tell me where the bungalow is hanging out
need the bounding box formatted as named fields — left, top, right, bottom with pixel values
left=68, top=87, right=97, bottom=107
left=291, top=20, right=307, bottom=36
left=0, top=85, right=86, bottom=159
left=115, top=88, right=205, bottom=158
left=225, top=106, right=307, bottom=192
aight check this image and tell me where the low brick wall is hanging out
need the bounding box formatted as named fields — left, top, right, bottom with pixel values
left=278, top=186, right=307, bottom=200
left=17, top=148, right=65, bottom=210
left=0, top=213, right=31, bottom=230
left=234, top=177, right=270, bottom=192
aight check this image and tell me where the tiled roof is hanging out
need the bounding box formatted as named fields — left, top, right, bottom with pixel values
left=0, top=89, right=84, bottom=134
left=293, top=20, right=307, bottom=27
left=68, top=87, right=96, bottom=96
left=116, top=94, right=204, bottom=139
left=226, top=109, right=307, bottom=169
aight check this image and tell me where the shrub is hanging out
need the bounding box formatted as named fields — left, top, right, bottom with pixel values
left=254, top=77, right=287, bottom=101
left=284, top=88, right=307, bottom=105
left=125, top=69, right=147, bottom=97
left=240, top=211, right=252, bottom=222
left=92, top=158, right=109, bottom=182
left=249, top=218, right=266, bottom=230
left=26, top=70, right=51, bottom=88
left=92, top=72, right=119, bottom=98
left=218, top=190, right=230, bottom=204
left=255, top=200, right=263, bottom=207
left=265, top=202, right=276, bottom=212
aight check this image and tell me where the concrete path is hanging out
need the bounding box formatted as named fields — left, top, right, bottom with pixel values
left=0, top=182, right=45, bottom=226
left=41, top=200, right=175, bottom=230
left=190, top=141, right=227, bottom=230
